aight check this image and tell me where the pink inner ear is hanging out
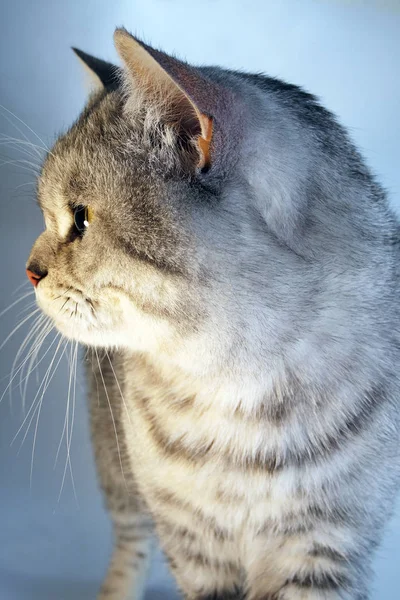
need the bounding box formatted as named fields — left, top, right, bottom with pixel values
left=114, top=30, right=219, bottom=170
left=197, top=114, right=214, bottom=169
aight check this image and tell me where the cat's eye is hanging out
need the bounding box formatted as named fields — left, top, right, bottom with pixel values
left=73, top=205, right=92, bottom=233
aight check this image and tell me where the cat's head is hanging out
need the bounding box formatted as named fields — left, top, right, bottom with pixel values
left=27, top=29, right=370, bottom=376
left=26, top=30, right=259, bottom=369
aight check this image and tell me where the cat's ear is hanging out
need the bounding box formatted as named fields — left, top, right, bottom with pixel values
left=114, top=28, right=242, bottom=176
left=72, top=48, right=119, bottom=92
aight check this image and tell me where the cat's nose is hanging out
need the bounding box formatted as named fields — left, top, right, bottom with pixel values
left=26, top=266, right=46, bottom=287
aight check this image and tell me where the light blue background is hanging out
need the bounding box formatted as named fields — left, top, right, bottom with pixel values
left=0, top=1, right=399, bottom=598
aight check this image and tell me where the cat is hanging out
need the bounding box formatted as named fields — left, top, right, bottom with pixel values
left=25, top=27, right=400, bottom=600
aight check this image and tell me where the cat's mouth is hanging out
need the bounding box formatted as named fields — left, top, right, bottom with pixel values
left=34, top=280, right=174, bottom=352
left=35, top=284, right=118, bottom=344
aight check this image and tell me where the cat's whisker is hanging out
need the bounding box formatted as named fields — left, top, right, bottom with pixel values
left=20, top=324, right=59, bottom=411
left=105, top=348, right=133, bottom=427
left=57, top=340, right=79, bottom=505
left=90, top=349, right=101, bottom=409
left=1, top=314, right=44, bottom=389
left=12, top=335, right=65, bottom=451
left=52, top=287, right=72, bottom=303
left=17, top=320, right=48, bottom=407
left=54, top=342, right=74, bottom=470
left=0, top=310, right=45, bottom=401
left=30, top=335, right=65, bottom=489
left=0, top=111, right=43, bottom=162
left=0, top=103, right=53, bottom=158
left=12, top=280, right=31, bottom=296
left=0, top=140, right=43, bottom=164
left=7, top=313, right=46, bottom=406
left=0, top=134, right=48, bottom=156
left=67, top=342, right=79, bottom=506
left=0, top=157, right=40, bottom=172
left=0, top=158, right=40, bottom=176
left=59, top=297, right=70, bottom=314
left=0, top=290, right=35, bottom=319
left=1, top=320, right=54, bottom=413
left=13, top=181, right=37, bottom=193
left=16, top=301, right=40, bottom=319
left=94, top=347, right=128, bottom=490
left=0, top=308, right=41, bottom=353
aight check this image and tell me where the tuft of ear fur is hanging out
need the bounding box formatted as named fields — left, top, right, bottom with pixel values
left=113, top=28, right=243, bottom=177
left=72, top=47, right=119, bottom=92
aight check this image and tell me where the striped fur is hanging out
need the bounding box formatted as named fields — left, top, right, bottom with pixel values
left=26, top=30, right=400, bottom=600
left=85, top=349, right=397, bottom=600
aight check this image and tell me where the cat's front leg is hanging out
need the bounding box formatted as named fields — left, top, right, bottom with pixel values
left=244, top=526, right=370, bottom=600
left=87, top=350, right=153, bottom=600
left=97, top=510, right=153, bottom=600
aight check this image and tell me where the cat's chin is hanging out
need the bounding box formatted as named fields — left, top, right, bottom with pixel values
left=49, top=317, right=128, bottom=349
left=35, top=284, right=174, bottom=354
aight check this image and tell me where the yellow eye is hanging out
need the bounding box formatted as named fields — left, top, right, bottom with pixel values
left=73, top=205, right=93, bottom=233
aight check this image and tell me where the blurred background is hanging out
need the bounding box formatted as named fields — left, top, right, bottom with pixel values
left=0, top=1, right=399, bottom=599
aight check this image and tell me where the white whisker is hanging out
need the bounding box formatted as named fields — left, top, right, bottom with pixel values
left=13, top=336, right=65, bottom=451
left=0, top=290, right=34, bottom=319
left=12, top=280, right=31, bottom=296
left=0, top=140, right=42, bottom=163
left=7, top=313, right=45, bottom=407
left=55, top=341, right=74, bottom=471
left=0, top=308, right=41, bottom=352
left=21, top=324, right=58, bottom=410
left=0, top=315, right=52, bottom=405
left=0, top=135, right=48, bottom=156
left=64, top=342, right=79, bottom=506
left=30, top=336, right=65, bottom=488
left=95, top=347, right=128, bottom=490
left=0, top=158, right=40, bottom=176
left=0, top=104, right=52, bottom=158
left=105, top=348, right=132, bottom=427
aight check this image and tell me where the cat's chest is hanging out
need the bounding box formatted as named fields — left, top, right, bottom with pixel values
left=123, top=389, right=303, bottom=531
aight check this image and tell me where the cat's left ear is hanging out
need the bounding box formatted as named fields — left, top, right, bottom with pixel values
left=114, top=28, right=243, bottom=177
left=72, top=48, right=119, bottom=92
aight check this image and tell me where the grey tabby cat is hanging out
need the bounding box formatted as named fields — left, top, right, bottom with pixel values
left=25, top=28, right=400, bottom=600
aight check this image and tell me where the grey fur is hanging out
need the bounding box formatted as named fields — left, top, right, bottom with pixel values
left=26, top=30, right=400, bottom=600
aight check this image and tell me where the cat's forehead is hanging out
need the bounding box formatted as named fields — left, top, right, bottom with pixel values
left=38, top=91, right=145, bottom=212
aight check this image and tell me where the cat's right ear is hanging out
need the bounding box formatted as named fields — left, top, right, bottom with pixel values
left=72, top=48, right=119, bottom=92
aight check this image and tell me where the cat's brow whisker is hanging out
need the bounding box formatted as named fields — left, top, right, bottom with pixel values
left=0, top=103, right=53, bottom=158
left=0, top=110, right=43, bottom=162
left=0, top=135, right=48, bottom=155
left=0, top=158, right=41, bottom=171
left=0, top=158, right=40, bottom=177
left=0, top=139, right=43, bottom=164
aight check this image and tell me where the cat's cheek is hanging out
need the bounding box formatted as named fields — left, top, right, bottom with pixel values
left=34, top=285, right=173, bottom=352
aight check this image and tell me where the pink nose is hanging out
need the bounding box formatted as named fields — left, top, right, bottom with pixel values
left=26, top=269, right=42, bottom=287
